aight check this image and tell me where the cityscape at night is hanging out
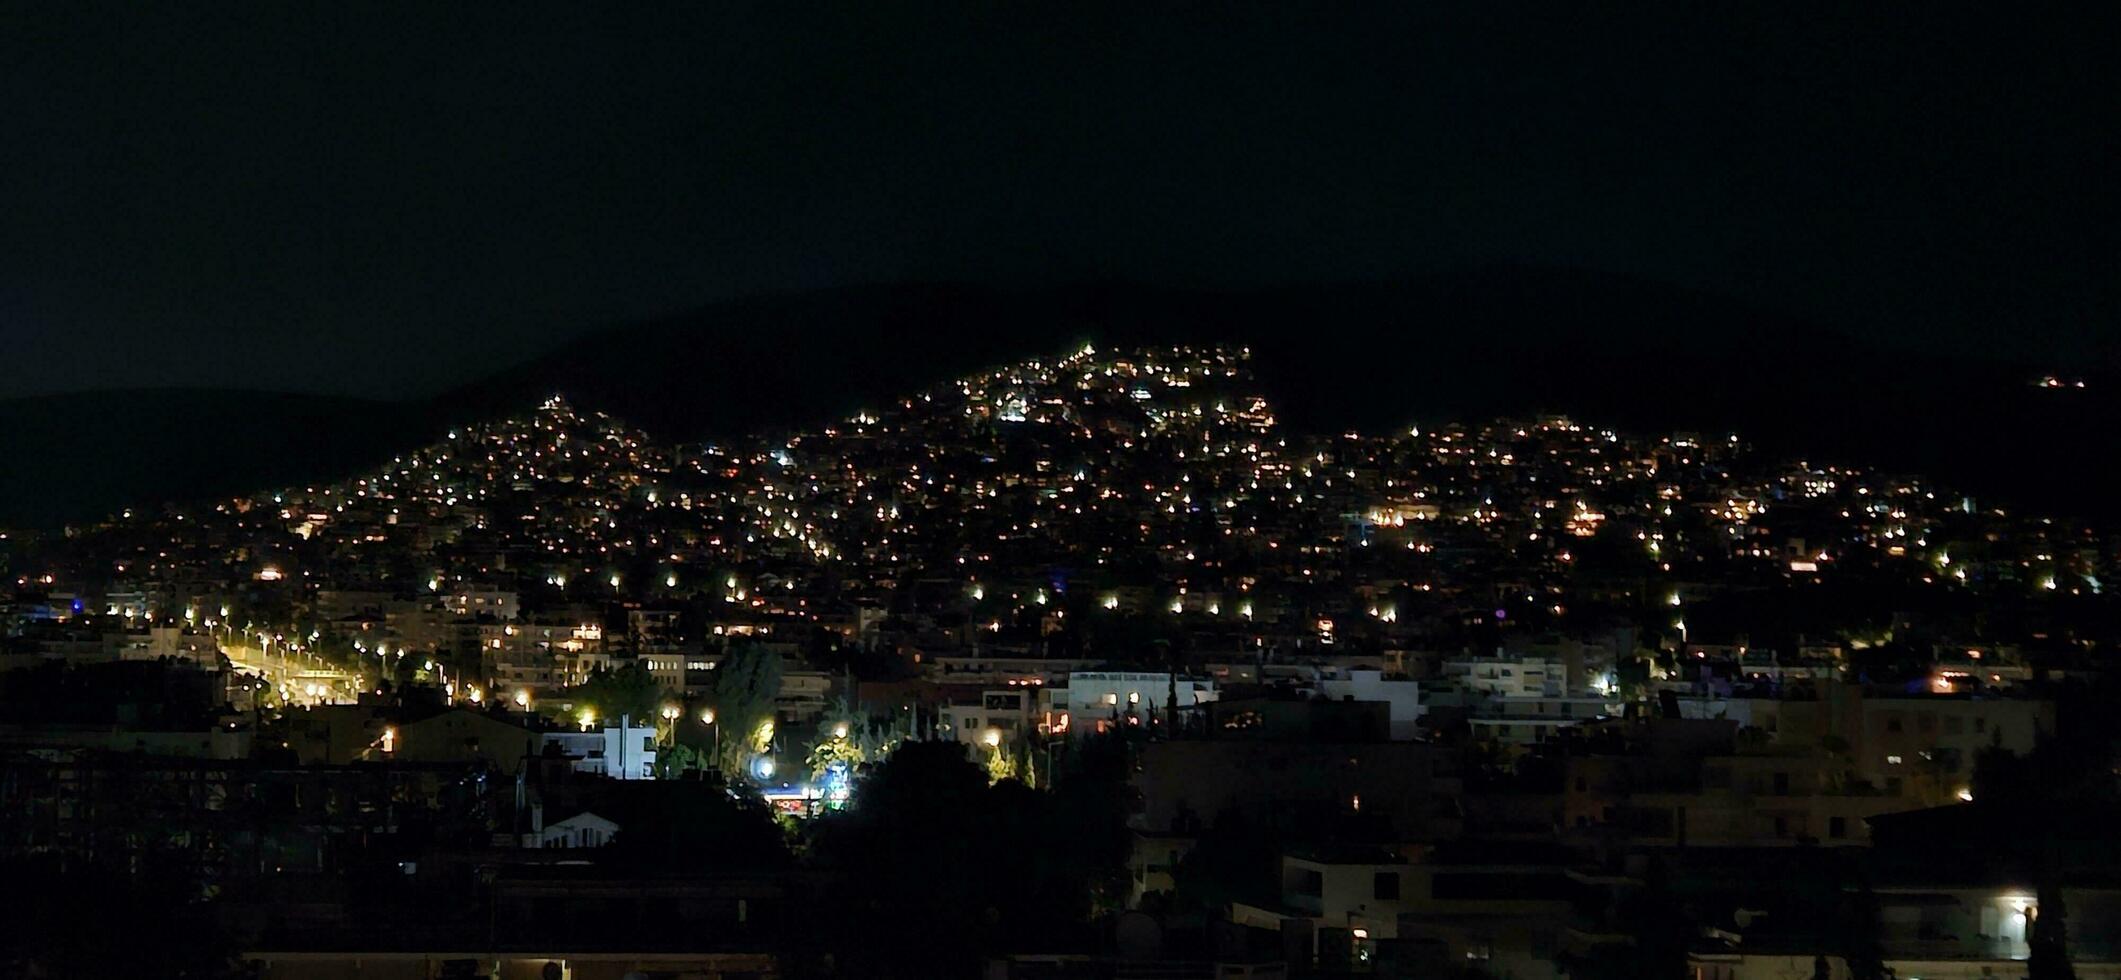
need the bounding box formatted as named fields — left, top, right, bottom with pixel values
left=3, top=4, right=2117, bottom=979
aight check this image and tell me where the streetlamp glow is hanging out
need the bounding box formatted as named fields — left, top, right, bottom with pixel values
left=701, top=708, right=716, bottom=725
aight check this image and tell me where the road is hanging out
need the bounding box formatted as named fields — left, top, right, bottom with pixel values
left=220, top=640, right=362, bottom=706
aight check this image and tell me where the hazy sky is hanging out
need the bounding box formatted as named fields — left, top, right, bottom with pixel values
left=3, top=3, right=2113, bottom=398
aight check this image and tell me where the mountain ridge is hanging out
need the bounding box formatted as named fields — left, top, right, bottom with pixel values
left=4, top=269, right=2110, bottom=529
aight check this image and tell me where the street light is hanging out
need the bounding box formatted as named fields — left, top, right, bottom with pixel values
left=833, top=722, right=850, bottom=740
left=701, top=708, right=720, bottom=766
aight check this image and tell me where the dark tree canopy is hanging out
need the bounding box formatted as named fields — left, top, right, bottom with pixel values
left=805, top=737, right=1132, bottom=979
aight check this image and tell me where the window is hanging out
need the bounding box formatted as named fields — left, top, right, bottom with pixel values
left=962, top=715, right=980, bottom=729
left=1374, top=872, right=1401, bottom=900
left=1974, top=717, right=1988, bottom=733
left=1295, top=870, right=1323, bottom=896
left=1772, top=772, right=1790, bottom=796
left=1829, top=816, right=1847, bottom=839
left=1886, top=755, right=1903, bottom=765
left=1773, top=816, right=1789, bottom=837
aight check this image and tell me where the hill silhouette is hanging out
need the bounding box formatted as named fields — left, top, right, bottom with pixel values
left=0, top=390, right=425, bottom=530
left=4, top=268, right=2110, bottom=530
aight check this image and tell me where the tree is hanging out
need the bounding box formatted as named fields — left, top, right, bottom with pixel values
left=1842, top=873, right=1892, bottom=980
left=2029, top=862, right=2076, bottom=980
left=1844, top=640, right=1928, bottom=686
left=654, top=741, right=712, bottom=780
left=604, top=781, right=792, bottom=874
left=803, top=696, right=898, bottom=780
left=1973, top=731, right=2118, bottom=807
left=983, top=739, right=1018, bottom=783
left=560, top=661, right=664, bottom=726
left=806, top=732, right=866, bottom=779
left=707, top=643, right=782, bottom=775
left=805, top=738, right=1132, bottom=978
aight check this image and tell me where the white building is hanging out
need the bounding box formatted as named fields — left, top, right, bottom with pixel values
left=776, top=669, right=833, bottom=724
left=939, top=687, right=1037, bottom=746
left=544, top=721, right=660, bottom=780
left=537, top=810, right=620, bottom=849
left=114, top=627, right=219, bottom=665
left=1444, top=655, right=1569, bottom=699
left=1045, top=671, right=1218, bottom=718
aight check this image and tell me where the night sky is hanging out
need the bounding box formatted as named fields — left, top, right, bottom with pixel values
left=3, top=4, right=2113, bottom=399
